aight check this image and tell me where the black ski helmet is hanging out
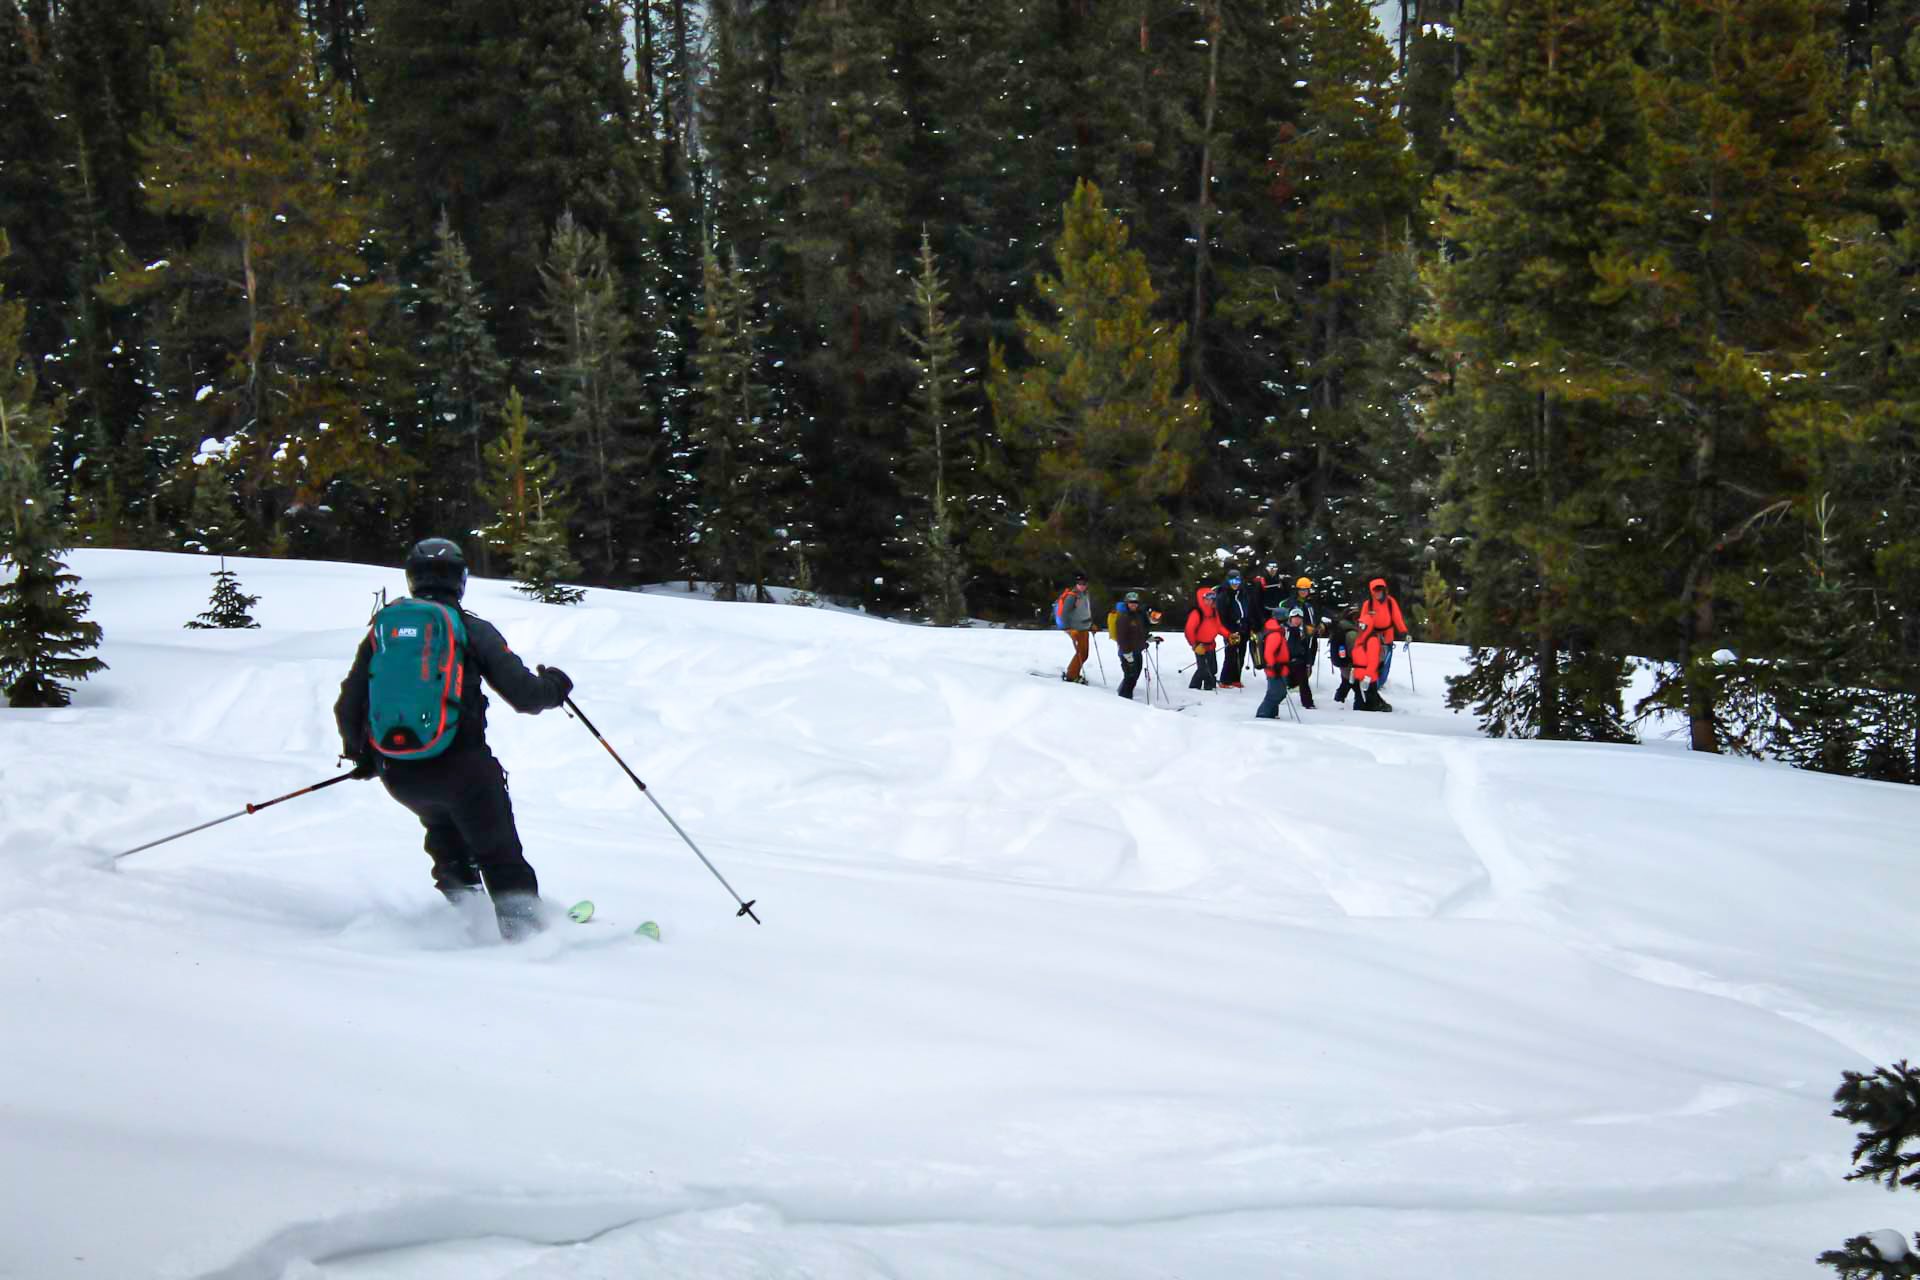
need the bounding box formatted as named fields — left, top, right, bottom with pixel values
left=405, top=537, right=468, bottom=600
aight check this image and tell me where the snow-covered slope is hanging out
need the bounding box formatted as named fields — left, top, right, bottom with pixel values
left=2, top=550, right=1914, bottom=1280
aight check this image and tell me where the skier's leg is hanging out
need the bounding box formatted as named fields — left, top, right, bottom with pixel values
left=381, top=769, right=481, bottom=902
left=446, top=753, right=542, bottom=938
left=1294, top=670, right=1315, bottom=709
left=1118, top=653, right=1143, bottom=699
left=422, top=823, right=484, bottom=901
left=1255, top=675, right=1284, bottom=719
left=1201, top=650, right=1219, bottom=691
left=1065, top=630, right=1090, bottom=681
left=1221, top=638, right=1244, bottom=686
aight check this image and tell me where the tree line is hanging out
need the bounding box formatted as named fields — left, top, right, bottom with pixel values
left=0, top=0, right=1916, bottom=782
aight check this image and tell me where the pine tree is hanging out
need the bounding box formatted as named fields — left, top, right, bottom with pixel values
left=0, top=0, right=80, bottom=362
left=1776, top=29, right=1920, bottom=782
left=896, top=229, right=975, bottom=625
left=771, top=0, right=913, bottom=606
left=184, top=557, right=261, bottom=629
left=366, top=0, right=655, bottom=364
left=1818, top=1060, right=1920, bottom=1277
left=986, top=181, right=1209, bottom=596
left=411, top=212, right=507, bottom=559
left=688, top=242, right=782, bottom=603
left=0, top=235, right=104, bottom=707
left=1219, top=0, right=1418, bottom=580
left=97, top=0, right=394, bottom=540
left=478, top=389, right=563, bottom=568
left=1416, top=561, right=1462, bottom=644
left=514, top=509, right=586, bottom=606
left=1613, top=0, right=1845, bottom=753
left=534, top=211, right=652, bottom=583
left=1422, top=0, right=1645, bottom=742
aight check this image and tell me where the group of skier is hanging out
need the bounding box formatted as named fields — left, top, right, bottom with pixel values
left=1054, top=567, right=1413, bottom=717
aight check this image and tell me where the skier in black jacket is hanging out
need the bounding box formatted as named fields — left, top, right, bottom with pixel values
left=1214, top=567, right=1255, bottom=688
left=334, top=538, right=574, bottom=939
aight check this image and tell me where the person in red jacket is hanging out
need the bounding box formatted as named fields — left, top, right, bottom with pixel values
left=1349, top=617, right=1391, bottom=712
left=1184, top=587, right=1225, bottom=691
left=1254, top=614, right=1294, bottom=719
left=1357, top=577, right=1411, bottom=687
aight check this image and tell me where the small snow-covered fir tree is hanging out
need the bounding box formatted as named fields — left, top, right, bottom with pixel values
left=185, top=557, right=261, bottom=629
left=1820, top=1060, right=1920, bottom=1277
left=1415, top=562, right=1461, bottom=645
left=514, top=508, right=585, bottom=605
left=0, top=230, right=107, bottom=708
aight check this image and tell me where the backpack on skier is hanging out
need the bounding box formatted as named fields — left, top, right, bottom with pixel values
left=366, top=597, right=469, bottom=759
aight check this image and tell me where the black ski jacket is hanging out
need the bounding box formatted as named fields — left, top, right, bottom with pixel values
left=1215, top=581, right=1254, bottom=637
left=1112, top=603, right=1149, bottom=655
left=335, top=596, right=567, bottom=763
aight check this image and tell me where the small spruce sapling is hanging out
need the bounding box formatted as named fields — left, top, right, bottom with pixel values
left=1819, top=1060, right=1920, bottom=1277
left=185, top=557, right=261, bottom=629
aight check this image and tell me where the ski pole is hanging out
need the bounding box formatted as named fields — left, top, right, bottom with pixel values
left=113, top=772, right=356, bottom=861
left=1091, top=634, right=1109, bottom=687
left=564, top=697, right=760, bottom=924
left=1404, top=640, right=1417, bottom=693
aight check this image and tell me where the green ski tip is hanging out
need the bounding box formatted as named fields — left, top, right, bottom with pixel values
left=566, top=900, right=595, bottom=924
left=635, top=921, right=661, bottom=941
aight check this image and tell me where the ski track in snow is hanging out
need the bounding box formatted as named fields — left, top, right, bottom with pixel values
left=2, top=550, right=1917, bottom=1280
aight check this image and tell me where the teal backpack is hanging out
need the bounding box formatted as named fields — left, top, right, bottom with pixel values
left=367, top=597, right=469, bottom=759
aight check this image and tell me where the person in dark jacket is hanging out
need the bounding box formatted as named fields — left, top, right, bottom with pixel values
left=1328, top=613, right=1359, bottom=706
left=1111, top=591, right=1151, bottom=700
left=1286, top=577, right=1328, bottom=680
left=334, top=538, right=574, bottom=940
left=1214, top=567, right=1255, bottom=688
left=1283, top=607, right=1316, bottom=708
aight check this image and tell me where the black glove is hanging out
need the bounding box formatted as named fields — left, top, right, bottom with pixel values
left=538, top=664, right=574, bottom=700
left=348, top=753, right=380, bottom=781
left=1150, top=635, right=1163, bottom=645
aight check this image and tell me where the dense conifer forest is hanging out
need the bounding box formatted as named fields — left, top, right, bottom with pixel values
left=1, top=0, right=1918, bottom=778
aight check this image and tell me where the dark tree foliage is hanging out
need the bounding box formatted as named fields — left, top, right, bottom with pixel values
left=1819, top=1060, right=1920, bottom=1277
left=184, top=559, right=261, bottom=629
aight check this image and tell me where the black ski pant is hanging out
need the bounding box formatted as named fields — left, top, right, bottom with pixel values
left=1118, top=651, right=1144, bottom=699
left=1290, top=667, right=1316, bottom=709
left=1189, top=649, right=1218, bottom=691
left=1220, top=634, right=1247, bottom=684
left=381, top=748, right=539, bottom=920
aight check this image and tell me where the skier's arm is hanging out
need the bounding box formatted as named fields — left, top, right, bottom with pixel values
left=333, top=631, right=375, bottom=758
left=466, top=618, right=570, bottom=713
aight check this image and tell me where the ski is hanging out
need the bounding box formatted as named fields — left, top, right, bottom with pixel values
left=565, top=900, right=662, bottom=940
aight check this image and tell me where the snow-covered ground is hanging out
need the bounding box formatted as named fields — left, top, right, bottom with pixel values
left=2, top=550, right=1914, bottom=1280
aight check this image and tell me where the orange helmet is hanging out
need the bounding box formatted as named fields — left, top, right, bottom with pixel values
left=1295, top=577, right=1313, bottom=590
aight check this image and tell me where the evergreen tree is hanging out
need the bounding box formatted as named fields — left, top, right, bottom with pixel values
left=1416, top=561, right=1462, bottom=644
left=771, top=0, right=913, bottom=606
left=1613, top=0, right=1845, bottom=753
left=1777, top=29, right=1920, bottom=782
left=986, top=181, right=1209, bottom=597
left=896, top=229, right=975, bottom=625
left=514, top=508, right=586, bottom=606
left=181, top=456, right=252, bottom=556
left=0, top=0, right=80, bottom=361
left=534, top=211, right=651, bottom=583
left=184, top=557, right=261, bottom=629
left=0, top=237, right=104, bottom=707
left=97, top=0, right=394, bottom=542
left=478, top=388, right=562, bottom=567
left=1818, top=1060, right=1920, bottom=1278
left=366, top=0, right=655, bottom=364
left=688, top=242, right=781, bottom=603
left=1219, top=0, right=1417, bottom=576
left=1422, top=0, right=1645, bottom=742
left=410, top=212, right=507, bottom=559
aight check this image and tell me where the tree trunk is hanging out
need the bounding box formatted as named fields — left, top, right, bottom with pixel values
left=1684, top=423, right=1720, bottom=754
left=1188, top=0, right=1221, bottom=394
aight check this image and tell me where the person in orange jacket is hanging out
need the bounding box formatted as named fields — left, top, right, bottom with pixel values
left=1349, top=616, right=1392, bottom=712
left=1357, top=576, right=1411, bottom=687
left=1253, top=613, right=1295, bottom=719
left=1183, top=586, right=1225, bottom=691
